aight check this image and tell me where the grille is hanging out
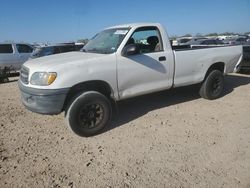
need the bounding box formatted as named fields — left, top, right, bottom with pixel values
left=20, top=66, right=29, bottom=84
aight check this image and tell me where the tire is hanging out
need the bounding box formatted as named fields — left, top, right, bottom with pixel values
left=199, top=70, right=224, bottom=100
left=65, top=91, right=112, bottom=137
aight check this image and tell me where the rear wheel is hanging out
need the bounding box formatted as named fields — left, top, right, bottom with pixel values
left=65, top=91, right=112, bottom=137
left=199, top=70, right=224, bottom=100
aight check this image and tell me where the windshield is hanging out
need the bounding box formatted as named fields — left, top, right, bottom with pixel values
left=82, top=28, right=130, bottom=54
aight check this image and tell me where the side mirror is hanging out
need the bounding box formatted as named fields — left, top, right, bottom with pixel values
left=122, top=44, right=140, bottom=56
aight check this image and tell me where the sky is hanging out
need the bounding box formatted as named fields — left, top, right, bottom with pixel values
left=0, top=0, right=250, bottom=43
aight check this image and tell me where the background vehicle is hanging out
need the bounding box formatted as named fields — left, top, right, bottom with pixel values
left=0, top=67, right=11, bottom=83
left=191, top=38, right=225, bottom=45
left=176, top=37, right=208, bottom=45
left=31, top=43, right=84, bottom=58
left=18, top=23, right=243, bottom=136
left=0, top=43, right=33, bottom=71
left=238, top=45, right=250, bottom=72
left=223, top=37, right=250, bottom=45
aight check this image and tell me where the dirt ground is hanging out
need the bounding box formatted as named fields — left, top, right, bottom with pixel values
left=0, top=74, right=250, bottom=188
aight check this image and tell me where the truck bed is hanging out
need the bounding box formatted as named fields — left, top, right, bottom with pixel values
left=173, top=45, right=243, bottom=87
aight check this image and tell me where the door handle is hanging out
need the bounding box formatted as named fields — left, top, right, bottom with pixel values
left=158, top=56, right=166, bottom=61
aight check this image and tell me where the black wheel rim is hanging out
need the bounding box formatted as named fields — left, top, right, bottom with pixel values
left=211, top=77, right=223, bottom=95
left=78, top=103, right=104, bottom=129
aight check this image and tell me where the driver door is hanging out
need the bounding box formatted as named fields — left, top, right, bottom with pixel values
left=117, top=26, right=174, bottom=100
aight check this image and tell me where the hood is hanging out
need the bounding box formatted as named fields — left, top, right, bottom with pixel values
left=23, top=52, right=108, bottom=71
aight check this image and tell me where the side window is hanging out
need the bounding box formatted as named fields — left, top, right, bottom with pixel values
left=54, top=47, right=60, bottom=54
left=127, top=27, right=163, bottom=53
left=75, top=45, right=84, bottom=51
left=201, top=41, right=207, bottom=45
left=41, top=47, right=54, bottom=56
left=208, top=40, right=214, bottom=44
left=204, top=40, right=214, bottom=45
left=0, top=44, right=13, bottom=53
left=216, top=40, right=224, bottom=44
left=60, top=45, right=75, bottom=53
left=236, top=38, right=245, bottom=42
left=16, top=44, right=33, bottom=53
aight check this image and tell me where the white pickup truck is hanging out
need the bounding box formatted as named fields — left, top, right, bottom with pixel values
left=0, top=43, right=34, bottom=71
left=18, top=23, right=242, bottom=136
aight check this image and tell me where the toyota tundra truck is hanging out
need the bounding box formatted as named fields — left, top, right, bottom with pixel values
left=18, top=23, right=243, bottom=136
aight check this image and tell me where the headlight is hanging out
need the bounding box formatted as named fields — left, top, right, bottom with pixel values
left=30, top=72, right=57, bottom=86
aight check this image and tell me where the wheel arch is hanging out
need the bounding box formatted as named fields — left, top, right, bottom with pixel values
left=63, top=80, right=115, bottom=111
left=203, top=62, right=225, bottom=81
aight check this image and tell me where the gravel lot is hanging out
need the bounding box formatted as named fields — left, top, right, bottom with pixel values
left=0, top=74, right=250, bottom=188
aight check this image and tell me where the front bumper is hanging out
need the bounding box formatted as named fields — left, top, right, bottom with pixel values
left=18, top=80, right=69, bottom=115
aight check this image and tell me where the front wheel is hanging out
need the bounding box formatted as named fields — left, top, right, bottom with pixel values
left=199, top=70, right=224, bottom=100
left=65, top=91, right=112, bottom=137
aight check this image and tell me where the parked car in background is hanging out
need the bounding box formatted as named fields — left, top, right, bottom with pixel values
left=176, top=37, right=192, bottom=45
left=31, top=43, right=84, bottom=59
left=191, top=38, right=225, bottom=46
left=177, top=37, right=208, bottom=45
left=0, top=43, right=33, bottom=71
left=223, top=37, right=250, bottom=45
left=237, top=45, right=250, bottom=72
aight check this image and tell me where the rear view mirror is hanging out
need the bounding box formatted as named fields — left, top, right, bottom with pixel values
left=122, top=44, right=140, bottom=56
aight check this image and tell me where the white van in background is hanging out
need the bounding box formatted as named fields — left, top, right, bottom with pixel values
left=0, top=43, right=33, bottom=72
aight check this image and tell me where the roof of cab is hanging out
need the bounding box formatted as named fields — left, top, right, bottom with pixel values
left=106, top=22, right=161, bottom=29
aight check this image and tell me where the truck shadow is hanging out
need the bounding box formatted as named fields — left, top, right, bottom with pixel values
left=101, top=74, right=250, bottom=134
left=223, top=74, right=250, bottom=95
